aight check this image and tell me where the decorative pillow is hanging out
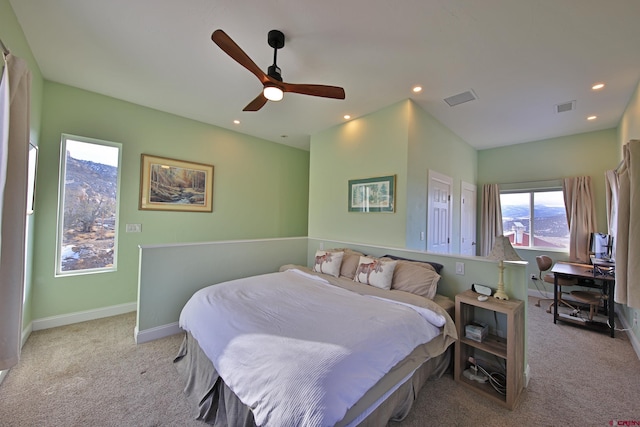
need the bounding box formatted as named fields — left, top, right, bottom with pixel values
left=332, top=248, right=365, bottom=279
left=391, top=260, right=441, bottom=299
left=353, top=256, right=397, bottom=290
left=312, top=250, right=344, bottom=277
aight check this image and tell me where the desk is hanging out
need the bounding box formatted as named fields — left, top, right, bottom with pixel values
left=551, top=262, right=616, bottom=337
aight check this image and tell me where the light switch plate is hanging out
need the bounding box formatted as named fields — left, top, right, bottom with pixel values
left=455, top=261, right=465, bottom=275
left=126, top=223, right=141, bottom=233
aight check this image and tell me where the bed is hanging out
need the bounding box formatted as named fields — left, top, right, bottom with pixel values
left=174, top=249, right=457, bottom=426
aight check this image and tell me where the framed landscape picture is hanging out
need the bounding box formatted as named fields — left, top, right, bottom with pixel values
left=139, top=154, right=214, bottom=212
left=348, top=175, right=395, bottom=213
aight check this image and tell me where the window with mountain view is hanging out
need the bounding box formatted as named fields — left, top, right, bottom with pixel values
left=56, top=135, right=122, bottom=276
left=500, top=190, right=569, bottom=249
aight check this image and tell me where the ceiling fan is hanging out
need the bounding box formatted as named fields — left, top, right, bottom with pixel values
left=211, top=29, right=346, bottom=111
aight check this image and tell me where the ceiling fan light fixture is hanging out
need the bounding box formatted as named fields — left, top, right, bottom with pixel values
left=263, top=86, right=284, bottom=101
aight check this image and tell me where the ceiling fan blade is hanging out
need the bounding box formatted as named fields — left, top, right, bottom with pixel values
left=243, top=93, right=269, bottom=111
left=281, top=83, right=346, bottom=100
left=212, top=30, right=269, bottom=84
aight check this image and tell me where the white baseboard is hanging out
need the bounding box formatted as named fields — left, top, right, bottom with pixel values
left=135, top=322, right=182, bottom=344
left=616, top=309, right=640, bottom=360
left=21, top=321, right=33, bottom=347
left=31, top=302, right=137, bottom=331
left=528, top=288, right=554, bottom=300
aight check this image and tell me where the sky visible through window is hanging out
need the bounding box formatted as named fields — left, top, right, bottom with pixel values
left=66, top=139, right=119, bottom=166
left=501, top=191, right=565, bottom=207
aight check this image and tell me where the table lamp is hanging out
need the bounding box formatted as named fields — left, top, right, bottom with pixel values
left=487, top=235, right=523, bottom=300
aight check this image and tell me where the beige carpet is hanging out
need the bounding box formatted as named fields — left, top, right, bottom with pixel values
left=1, top=297, right=638, bottom=426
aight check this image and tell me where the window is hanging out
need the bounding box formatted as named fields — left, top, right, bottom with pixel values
left=500, top=190, right=568, bottom=249
left=56, top=134, right=122, bottom=276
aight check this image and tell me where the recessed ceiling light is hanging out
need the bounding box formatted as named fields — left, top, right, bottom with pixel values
left=592, top=83, right=605, bottom=90
left=233, top=120, right=240, bottom=124
left=587, top=115, right=597, bottom=121
left=343, top=115, right=351, bottom=120
left=412, top=86, right=422, bottom=93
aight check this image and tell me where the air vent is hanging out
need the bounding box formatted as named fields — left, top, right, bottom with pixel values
left=555, top=100, right=576, bottom=114
left=444, top=90, right=478, bottom=107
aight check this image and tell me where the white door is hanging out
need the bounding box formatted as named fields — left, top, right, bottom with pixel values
left=460, top=181, right=477, bottom=255
left=427, top=170, right=452, bottom=253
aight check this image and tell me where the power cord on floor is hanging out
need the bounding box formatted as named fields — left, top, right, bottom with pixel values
left=607, top=318, right=634, bottom=332
left=467, top=356, right=506, bottom=395
left=531, top=276, right=552, bottom=301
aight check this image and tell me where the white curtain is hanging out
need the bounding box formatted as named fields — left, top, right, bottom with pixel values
left=563, top=176, right=597, bottom=263
left=604, top=170, right=619, bottom=261
left=615, top=140, right=640, bottom=308
left=480, top=183, right=503, bottom=256
left=0, top=54, right=31, bottom=371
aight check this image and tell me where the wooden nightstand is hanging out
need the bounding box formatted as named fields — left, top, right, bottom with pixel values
left=454, top=289, right=524, bottom=409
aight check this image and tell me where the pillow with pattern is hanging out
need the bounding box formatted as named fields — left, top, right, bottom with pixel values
left=312, top=250, right=344, bottom=277
left=353, top=256, right=397, bottom=290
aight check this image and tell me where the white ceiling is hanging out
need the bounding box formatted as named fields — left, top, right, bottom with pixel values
left=9, top=0, right=640, bottom=151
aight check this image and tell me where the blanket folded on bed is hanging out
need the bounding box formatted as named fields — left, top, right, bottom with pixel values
left=179, top=269, right=454, bottom=427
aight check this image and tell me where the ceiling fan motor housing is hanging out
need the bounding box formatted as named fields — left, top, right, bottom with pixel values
left=268, top=65, right=282, bottom=81
left=267, top=30, right=285, bottom=81
left=268, top=30, right=285, bottom=49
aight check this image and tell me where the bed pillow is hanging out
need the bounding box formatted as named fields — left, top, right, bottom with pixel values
left=381, top=254, right=444, bottom=274
left=391, top=260, right=441, bottom=299
left=312, top=250, right=344, bottom=277
left=332, top=248, right=365, bottom=279
left=353, top=256, right=397, bottom=290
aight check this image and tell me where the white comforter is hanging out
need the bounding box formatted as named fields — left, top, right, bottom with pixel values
left=179, top=269, right=445, bottom=427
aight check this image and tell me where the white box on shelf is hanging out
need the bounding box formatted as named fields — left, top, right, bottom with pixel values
left=465, top=321, right=488, bottom=342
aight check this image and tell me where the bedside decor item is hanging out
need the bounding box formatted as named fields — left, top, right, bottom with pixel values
left=348, top=175, right=395, bottom=213
left=486, top=235, right=523, bottom=300
left=140, top=154, right=214, bottom=212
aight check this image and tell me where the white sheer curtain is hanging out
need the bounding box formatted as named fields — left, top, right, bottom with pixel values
left=480, top=183, right=503, bottom=256
left=0, top=54, right=31, bottom=371
left=614, top=140, right=640, bottom=308
left=562, top=176, right=597, bottom=263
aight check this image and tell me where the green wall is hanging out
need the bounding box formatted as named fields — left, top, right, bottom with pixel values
left=406, top=100, right=477, bottom=251
left=619, top=80, right=640, bottom=154
left=309, top=99, right=477, bottom=251
left=477, top=128, right=619, bottom=292
left=32, top=82, right=309, bottom=320
left=308, top=101, right=410, bottom=247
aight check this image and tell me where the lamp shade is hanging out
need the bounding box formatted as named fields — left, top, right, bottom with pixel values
left=487, top=235, right=522, bottom=300
left=487, top=235, right=523, bottom=262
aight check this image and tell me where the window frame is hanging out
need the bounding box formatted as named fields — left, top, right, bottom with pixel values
left=499, top=183, right=569, bottom=252
left=55, top=134, right=123, bottom=277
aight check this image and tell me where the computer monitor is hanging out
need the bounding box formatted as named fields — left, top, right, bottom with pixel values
left=590, top=232, right=613, bottom=260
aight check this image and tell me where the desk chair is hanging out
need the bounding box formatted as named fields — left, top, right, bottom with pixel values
left=534, top=255, right=579, bottom=314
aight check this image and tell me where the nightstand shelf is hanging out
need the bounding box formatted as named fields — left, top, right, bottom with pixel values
left=454, top=289, right=524, bottom=410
